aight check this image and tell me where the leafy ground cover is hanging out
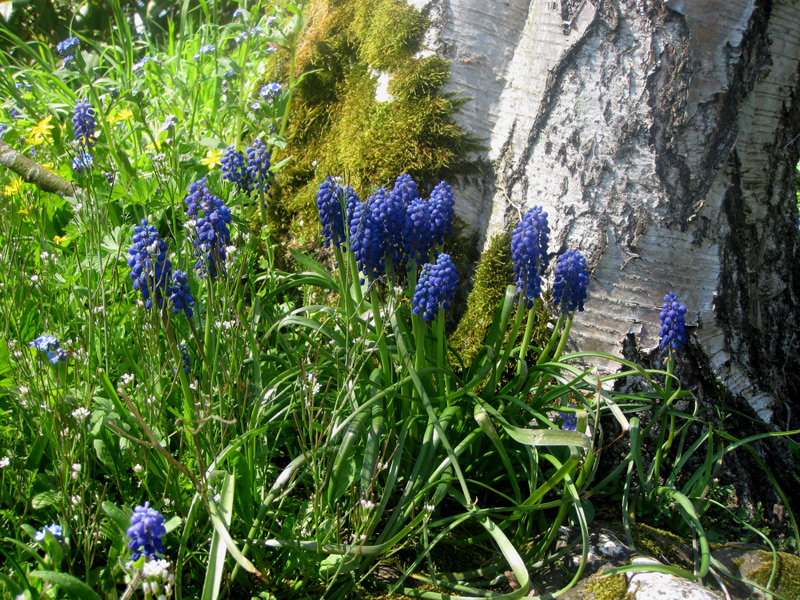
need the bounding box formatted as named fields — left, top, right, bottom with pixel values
left=0, top=2, right=797, bottom=599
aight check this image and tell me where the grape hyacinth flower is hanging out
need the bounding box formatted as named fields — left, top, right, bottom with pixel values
left=349, top=198, right=385, bottom=283
left=369, top=186, right=405, bottom=266
left=127, top=220, right=173, bottom=309
left=259, top=82, right=282, bottom=102
left=29, top=334, right=67, bottom=364
left=184, top=179, right=232, bottom=279
left=659, top=291, right=688, bottom=351
left=34, top=523, right=63, bottom=542
left=71, top=152, right=93, bottom=173
left=220, top=146, right=248, bottom=193
left=168, top=270, right=195, bottom=317
left=245, top=139, right=272, bottom=201
left=552, top=250, right=590, bottom=313
left=72, top=100, right=96, bottom=149
left=56, top=37, right=80, bottom=57
left=510, top=206, right=550, bottom=308
left=429, top=181, right=455, bottom=245
left=126, top=502, right=167, bottom=561
left=411, top=253, right=459, bottom=321
left=316, top=177, right=351, bottom=249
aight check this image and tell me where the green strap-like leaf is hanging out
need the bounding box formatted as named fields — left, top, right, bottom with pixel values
left=30, top=571, right=102, bottom=600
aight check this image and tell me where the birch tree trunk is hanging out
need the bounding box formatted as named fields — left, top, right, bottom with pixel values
left=414, top=0, right=800, bottom=432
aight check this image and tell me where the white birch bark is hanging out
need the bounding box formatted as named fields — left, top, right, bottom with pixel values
left=412, top=0, right=800, bottom=427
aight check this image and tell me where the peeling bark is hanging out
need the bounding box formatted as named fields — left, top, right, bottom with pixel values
left=415, top=0, right=800, bottom=433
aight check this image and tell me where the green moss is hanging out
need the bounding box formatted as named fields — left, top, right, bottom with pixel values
left=630, top=523, right=693, bottom=569
left=581, top=574, right=631, bottom=600
left=449, top=233, right=549, bottom=367
left=748, top=550, right=800, bottom=599
left=269, top=0, right=481, bottom=256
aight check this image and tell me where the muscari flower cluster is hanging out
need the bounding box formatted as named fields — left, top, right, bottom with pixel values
left=168, top=271, right=195, bottom=317
left=72, top=100, right=96, bottom=149
left=29, top=334, right=67, bottom=364
left=316, top=177, right=357, bottom=249
left=127, top=220, right=172, bottom=309
left=338, top=174, right=454, bottom=283
left=127, top=502, right=167, bottom=561
left=412, top=253, right=459, bottom=321
left=511, top=206, right=550, bottom=308
left=659, top=291, right=688, bottom=351
left=552, top=250, right=590, bottom=313
left=221, top=140, right=273, bottom=203
left=184, top=179, right=232, bottom=279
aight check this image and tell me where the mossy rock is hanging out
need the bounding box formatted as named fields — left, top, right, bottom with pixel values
left=714, top=544, right=800, bottom=599
left=628, top=522, right=694, bottom=570
left=578, top=573, right=632, bottom=600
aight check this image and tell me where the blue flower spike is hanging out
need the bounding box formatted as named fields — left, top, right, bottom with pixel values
left=183, top=179, right=232, bottom=279
left=659, top=291, right=688, bottom=351
left=511, top=206, right=550, bottom=308
left=411, top=253, right=459, bottom=321
left=552, top=250, right=590, bottom=314
left=316, top=177, right=350, bottom=249
left=72, top=99, right=96, bottom=149
left=126, top=502, right=167, bottom=561
left=126, top=220, right=173, bottom=309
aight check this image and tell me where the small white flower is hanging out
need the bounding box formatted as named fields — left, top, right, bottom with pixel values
left=360, top=499, right=375, bottom=510
left=72, top=407, right=90, bottom=422
left=18, top=386, right=28, bottom=395
left=213, top=493, right=221, bottom=503
left=120, top=373, right=134, bottom=387
left=72, top=463, right=82, bottom=472
left=30, top=274, right=39, bottom=283
left=0, top=457, right=10, bottom=468
left=70, top=494, right=81, bottom=505
left=425, top=503, right=435, bottom=512
left=133, top=463, right=143, bottom=473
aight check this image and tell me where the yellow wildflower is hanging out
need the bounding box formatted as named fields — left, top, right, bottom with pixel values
left=145, top=139, right=162, bottom=151
left=200, top=148, right=223, bottom=169
left=3, top=177, right=23, bottom=196
left=54, top=235, right=68, bottom=245
left=108, top=108, right=134, bottom=125
left=41, top=162, right=55, bottom=171
left=28, top=115, right=54, bottom=146
left=17, top=208, right=29, bottom=215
